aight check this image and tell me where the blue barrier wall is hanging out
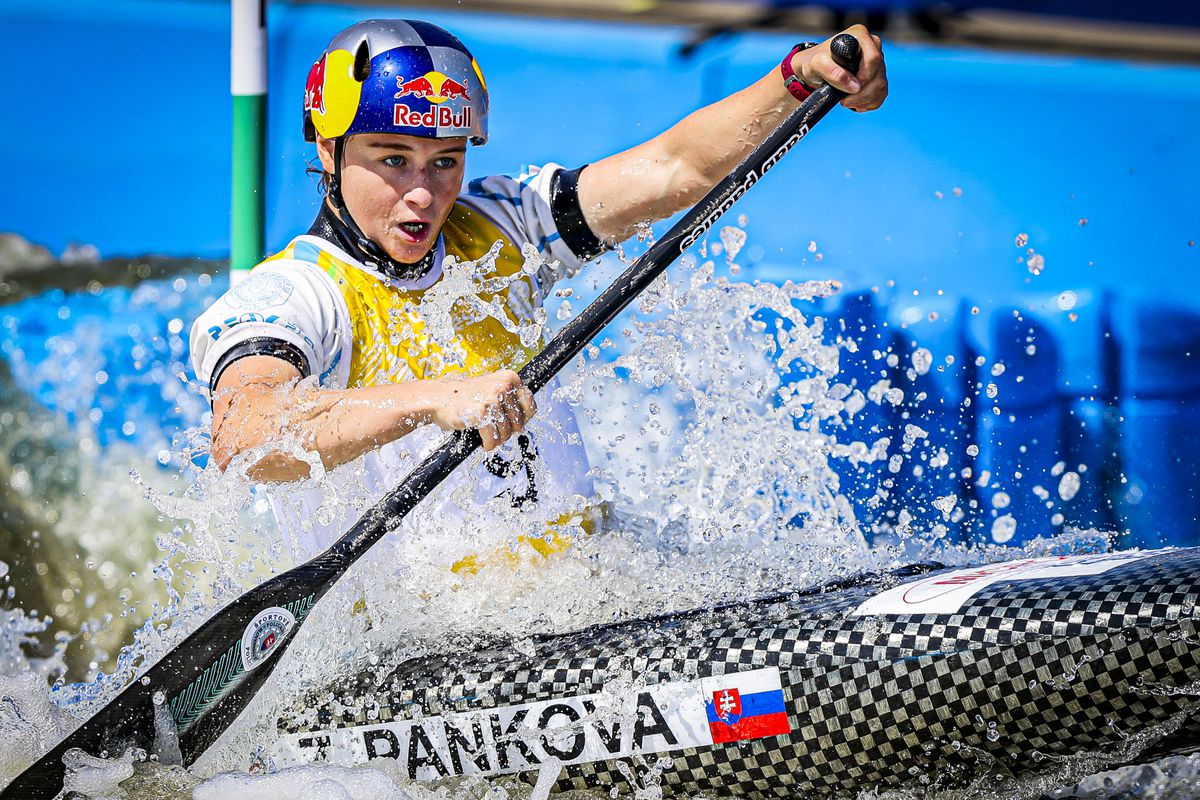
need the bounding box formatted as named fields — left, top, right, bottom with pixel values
left=2, top=0, right=1198, bottom=546
left=5, top=0, right=1198, bottom=306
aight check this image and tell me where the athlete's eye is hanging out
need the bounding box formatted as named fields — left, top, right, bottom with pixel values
left=433, top=156, right=459, bottom=170
left=381, top=155, right=406, bottom=167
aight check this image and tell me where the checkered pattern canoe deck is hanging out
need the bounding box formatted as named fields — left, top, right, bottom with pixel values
left=278, top=549, right=1200, bottom=797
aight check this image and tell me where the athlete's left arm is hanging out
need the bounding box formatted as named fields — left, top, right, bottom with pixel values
left=576, top=25, right=886, bottom=246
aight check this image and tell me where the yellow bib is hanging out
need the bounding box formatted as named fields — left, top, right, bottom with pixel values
left=260, top=203, right=594, bottom=576
left=264, top=202, right=542, bottom=389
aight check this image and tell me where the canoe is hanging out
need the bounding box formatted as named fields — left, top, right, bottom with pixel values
left=270, top=548, right=1200, bottom=796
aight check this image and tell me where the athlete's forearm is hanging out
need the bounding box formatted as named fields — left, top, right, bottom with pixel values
left=210, top=357, right=536, bottom=482
left=650, top=72, right=795, bottom=207
left=576, top=72, right=791, bottom=246
left=212, top=376, right=438, bottom=482
left=578, top=27, right=886, bottom=246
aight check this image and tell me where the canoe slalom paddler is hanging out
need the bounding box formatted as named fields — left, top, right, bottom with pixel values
left=188, top=19, right=888, bottom=570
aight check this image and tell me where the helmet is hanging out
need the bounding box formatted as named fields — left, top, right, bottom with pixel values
left=303, top=19, right=488, bottom=145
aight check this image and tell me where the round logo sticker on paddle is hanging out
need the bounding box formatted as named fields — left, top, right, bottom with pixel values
left=240, top=607, right=297, bottom=671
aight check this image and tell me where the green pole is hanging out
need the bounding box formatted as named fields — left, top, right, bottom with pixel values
left=231, top=0, right=267, bottom=282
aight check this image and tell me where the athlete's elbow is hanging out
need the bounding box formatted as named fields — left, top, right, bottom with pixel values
left=210, top=427, right=238, bottom=473
left=245, top=454, right=313, bottom=483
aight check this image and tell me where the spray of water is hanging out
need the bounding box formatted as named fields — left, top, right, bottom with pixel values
left=0, top=229, right=1146, bottom=799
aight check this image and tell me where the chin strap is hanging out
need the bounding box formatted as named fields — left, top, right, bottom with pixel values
left=328, top=137, right=438, bottom=280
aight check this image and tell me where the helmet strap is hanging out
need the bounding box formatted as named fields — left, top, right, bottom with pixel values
left=326, top=137, right=438, bottom=281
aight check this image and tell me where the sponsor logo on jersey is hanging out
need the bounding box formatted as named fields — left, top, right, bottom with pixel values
left=240, top=607, right=297, bottom=671
left=228, top=271, right=295, bottom=309
left=206, top=312, right=316, bottom=353
left=270, top=666, right=791, bottom=779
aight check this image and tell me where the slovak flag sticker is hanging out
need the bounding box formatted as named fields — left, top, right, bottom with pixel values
left=703, top=669, right=791, bottom=744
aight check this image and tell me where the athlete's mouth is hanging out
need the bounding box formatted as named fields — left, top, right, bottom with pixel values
left=397, top=221, right=431, bottom=242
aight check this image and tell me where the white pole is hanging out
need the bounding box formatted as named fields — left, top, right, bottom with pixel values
left=231, top=0, right=268, bottom=283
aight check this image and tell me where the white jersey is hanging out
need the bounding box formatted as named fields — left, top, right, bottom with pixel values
left=190, top=165, right=597, bottom=563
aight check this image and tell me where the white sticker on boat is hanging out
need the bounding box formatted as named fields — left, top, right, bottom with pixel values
left=240, top=607, right=296, bottom=671
left=269, top=666, right=790, bottom=780
left=853, top=551, right=1160, bottom=617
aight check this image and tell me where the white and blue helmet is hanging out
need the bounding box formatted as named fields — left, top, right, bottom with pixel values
left=303, top=19, right=489, bottom=145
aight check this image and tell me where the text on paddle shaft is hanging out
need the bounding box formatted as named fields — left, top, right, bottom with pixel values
left=678, top=126, right=808, bottom=254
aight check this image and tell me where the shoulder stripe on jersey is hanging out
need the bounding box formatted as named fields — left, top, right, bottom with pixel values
left=536, top=231, right=561, bottom=253
left=467, top=177, right=523, bottom=207
left=516, top=166, right=540, bottom=187
left=292, top=240, right=323, bottom=265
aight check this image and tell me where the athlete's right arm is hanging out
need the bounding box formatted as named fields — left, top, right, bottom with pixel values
left=210, top=357, right=536, bottom=482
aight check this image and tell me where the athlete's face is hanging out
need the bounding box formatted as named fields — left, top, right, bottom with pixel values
left=317, top=133, right=467, bottom=264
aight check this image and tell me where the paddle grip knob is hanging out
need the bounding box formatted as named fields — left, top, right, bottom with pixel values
left=830, top=33, right=862, bottom=75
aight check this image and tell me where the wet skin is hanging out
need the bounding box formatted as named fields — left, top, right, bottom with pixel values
left=315, top=133, right=468, bottom=265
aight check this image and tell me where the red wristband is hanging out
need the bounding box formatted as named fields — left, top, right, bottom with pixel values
left=780, top=42, right=819, bottom=102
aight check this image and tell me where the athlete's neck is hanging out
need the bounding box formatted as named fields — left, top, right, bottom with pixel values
left=308, top=200, right=438, bottom=281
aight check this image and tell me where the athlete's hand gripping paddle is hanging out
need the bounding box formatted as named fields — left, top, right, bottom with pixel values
left=1, top=34, right=863, bottom=799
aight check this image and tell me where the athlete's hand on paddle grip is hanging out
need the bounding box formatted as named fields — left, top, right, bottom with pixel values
left=428, top=370, right=537, bottom=451
left=789, top=25, right=887, bottom=112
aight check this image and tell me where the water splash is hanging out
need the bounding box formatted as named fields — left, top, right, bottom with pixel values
left=0, top=232, right=1160, bottom=799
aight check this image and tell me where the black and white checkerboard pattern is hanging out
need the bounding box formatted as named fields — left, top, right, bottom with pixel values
left=284, top=549, right=1200, bottom=796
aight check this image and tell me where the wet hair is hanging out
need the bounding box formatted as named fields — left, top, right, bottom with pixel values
left=306, top=158, right=332, bottom=195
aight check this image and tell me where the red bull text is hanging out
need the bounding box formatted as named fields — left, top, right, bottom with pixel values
left=394, top=105, right=474, bottom=131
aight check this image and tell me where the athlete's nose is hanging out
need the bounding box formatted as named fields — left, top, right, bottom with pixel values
left=404, top=184, right=434, bottom=209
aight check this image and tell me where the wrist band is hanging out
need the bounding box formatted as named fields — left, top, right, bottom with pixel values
left=780, top=42, right=820, bottom=102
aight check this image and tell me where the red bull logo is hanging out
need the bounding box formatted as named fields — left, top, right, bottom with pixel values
left=394, top=71, right=471, bottom=103
left=305, top=55, right=327, bottom=114
left=439, top=78, right=470, bottom=101
left=394, top=104, right=474, bottom=131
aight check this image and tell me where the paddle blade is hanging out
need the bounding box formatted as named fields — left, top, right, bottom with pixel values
left=1, top=555, right=341, bottom=800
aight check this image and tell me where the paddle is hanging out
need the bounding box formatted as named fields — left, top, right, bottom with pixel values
left=1, top=34, right=863, bottom=798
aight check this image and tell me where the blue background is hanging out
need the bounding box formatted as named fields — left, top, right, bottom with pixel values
left=3, top=0, right=1197, bottom=309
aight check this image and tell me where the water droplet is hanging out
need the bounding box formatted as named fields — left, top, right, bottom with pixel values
left=933, top=494, right=957, bottom=521
left=720, top=226, right=747, bottom=265
left=911, top=348, right=933, bottom=376
left=1058, top=471, right=1081, bottom=501
left=992, top=514, right=1017, bottom=543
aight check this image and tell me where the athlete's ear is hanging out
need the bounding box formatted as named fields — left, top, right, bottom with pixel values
left=315, top=136, right=337, bottom=173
